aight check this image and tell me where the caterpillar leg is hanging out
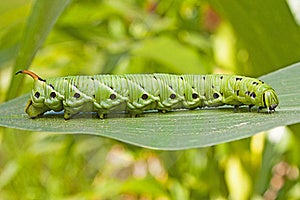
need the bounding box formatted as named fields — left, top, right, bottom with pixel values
left=234, top=105, right=239, bottom=112
left=130, top=113, right=139, bottom=118
left=97, top=113, right=107, bottom=119
left=63, top=111, right=71, bottom=120
left=248, top=105, right=254, bottom=112
left=257, top=107, right=264, bottom=113
left=158, top=109, right=167, bottom=114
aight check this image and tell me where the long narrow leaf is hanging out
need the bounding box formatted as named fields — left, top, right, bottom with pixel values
left=6, top=0, right=70, bottom=100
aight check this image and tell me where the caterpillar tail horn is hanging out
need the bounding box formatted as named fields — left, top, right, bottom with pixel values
left=16, top=70, right=45, bottom=82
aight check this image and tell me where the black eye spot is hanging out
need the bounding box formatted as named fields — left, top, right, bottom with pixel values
left=180, top=76, right=184, bottom=80
left=50, top=84, right=54, bottom=89
left=153, top=76, right=157, bottom=80
left=93, top=94, right=95, bottom=98
left=220, top=92, right=223, bottom=96
left=252, top=82, right=259, bottom=85
left=220, top=76, right=223, bottom=79
left=192, top=93, right=198, bottom=99
left=191, top=86, right=195, bottom=89
left=110, top=93, right=116, bottom=100
left=236, top=77, right=243, bottom=81
left=141, top=94, right=148, bottom=100
left=169, top=85, right=173, bottom=89
left=213, top=93, right=219, bottom=99
left=91, top=77, right=94, bottom=80
left=259, top=80, right=265, bottom=84
left=74, top=93, right=80, bottom=98
left=212, top=85, right=214, bottom=89
left=250, top=92, right=256, bottom=98
left=237, top=90, right=240, bottom=96
left=203, top=76, right=206, bottom=80
left=34, top=92, right=40, bottom=98
left=109, top=86, right=113, bottom=90
left=50, top=92, right=56, bottom=98
left=140, top=84, right=144, bottom=89
left=170, top=94, right=176, bottom=99
left=245, top=91, right=250, bottom=95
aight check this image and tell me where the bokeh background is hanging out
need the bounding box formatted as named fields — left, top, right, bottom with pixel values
left=0, top=0, right=300, bottom=199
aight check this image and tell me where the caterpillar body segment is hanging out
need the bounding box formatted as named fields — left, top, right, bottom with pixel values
left=16, top=70, right=279, bottom=119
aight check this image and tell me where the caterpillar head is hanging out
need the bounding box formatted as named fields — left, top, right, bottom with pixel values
left=16, top=70, right=51, bottom=118
left=263, top=89, right=279, bottom=112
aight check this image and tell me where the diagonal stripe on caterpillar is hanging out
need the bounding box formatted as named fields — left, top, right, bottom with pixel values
left=16, top=70, right=279, bottom=119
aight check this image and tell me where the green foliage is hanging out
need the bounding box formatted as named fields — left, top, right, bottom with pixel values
left=208, top=0, right=300, bottom=76
left=0, top=0, right=300, bottom=199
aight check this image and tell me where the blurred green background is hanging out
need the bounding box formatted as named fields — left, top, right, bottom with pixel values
left=0, top=0, right=300, bottom=199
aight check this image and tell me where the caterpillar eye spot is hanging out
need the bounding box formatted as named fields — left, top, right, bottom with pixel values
left=141, top=94, right=148, bottom=100
left=169, top=85, right=173, bottom=89
left=91, top=77, right=94, bottom=80
left=50, top=84, right=54, bottom=89
left=170, top=94, right=176, bottom=99
left=191, top=86, right=195, bottom=89
left=203, top=76, right=206, bottom=80
left=236, top=90, right=240, bottom=96
left=93, top=94, right=95, bottom=98
left=213, top=93, right=219, bottom=99
left=109, top=86, right=113, bottom=90
left=236, top=77, right=243, bottom=81
left=50, top=92, right=56, bottom=98
left=220, top=76, right=223, bottom=79
left=250, top=92, right=256, bottom=98
left=192, top=93, right=199, bottom=99
left=245, top=91, right=250, bottom=95
left=140, top=84, right=145, bottom=89
left=212, top=85, right=214, bottom=89
left=110, top=93, right=116, bottom=100
left=34, top=92, right=40, bottom=98
left=180, top=76, right=184, bottom=80
left=153, top=76, right=157, bottom=80
left=74, top=93, right=80, bottom=98
left=220, top=92, right=223, bottom=96
left=252, top=82, right=259, bottom=85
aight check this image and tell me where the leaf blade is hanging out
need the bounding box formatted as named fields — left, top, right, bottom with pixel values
left=0, top=63, right=299, bottom=150
left=6, top=0, right=70, bottom=100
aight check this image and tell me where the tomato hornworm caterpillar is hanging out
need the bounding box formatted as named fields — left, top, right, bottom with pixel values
left=16, top=70, right=279, bottom=119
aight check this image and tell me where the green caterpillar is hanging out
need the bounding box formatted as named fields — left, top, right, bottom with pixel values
left=16, top=70, right=279, bottom=119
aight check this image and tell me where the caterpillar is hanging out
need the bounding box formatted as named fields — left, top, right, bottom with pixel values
left=16, top=70, right=279, bottom=119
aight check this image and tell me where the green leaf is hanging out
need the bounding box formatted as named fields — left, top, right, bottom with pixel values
left=0, top=63, right=299, bottom=150
left=208, top=0, right=300, bottom=76
left=6, top=0, right=70, bottom=100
